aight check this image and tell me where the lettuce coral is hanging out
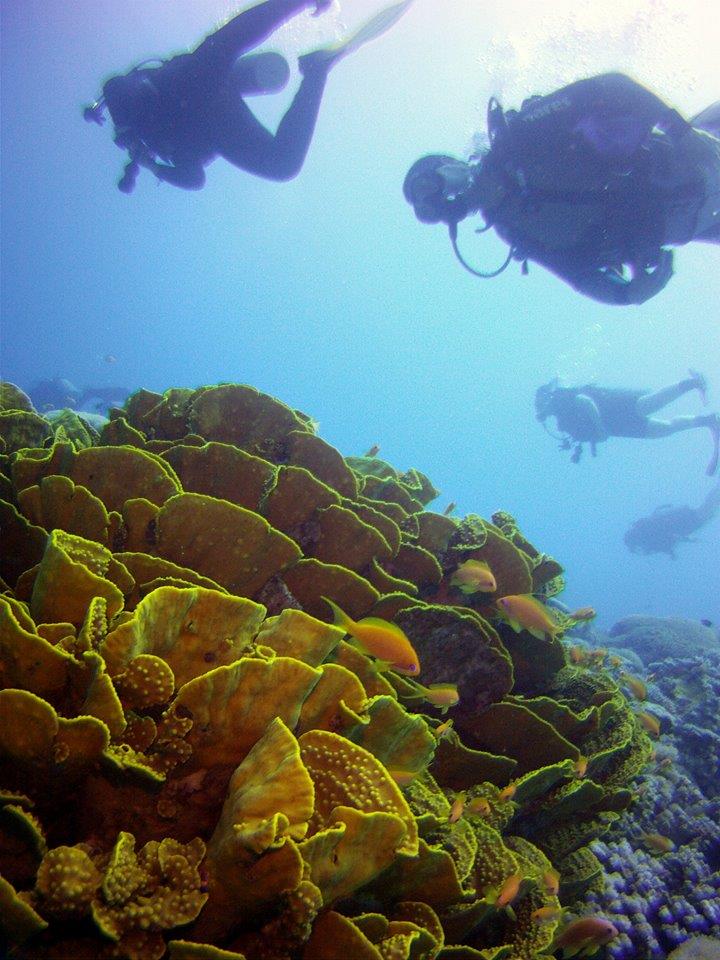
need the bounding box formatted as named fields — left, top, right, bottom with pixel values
left=0, top=381, right=652, bottom=960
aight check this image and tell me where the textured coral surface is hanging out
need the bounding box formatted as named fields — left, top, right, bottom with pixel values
left=0, top=383, right=665, bottom=960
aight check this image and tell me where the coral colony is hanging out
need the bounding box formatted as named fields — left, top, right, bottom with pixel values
left=0, top=381, right=717, bottom=959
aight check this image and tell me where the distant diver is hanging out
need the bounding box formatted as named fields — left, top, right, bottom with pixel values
left=27, top=378, right=130, bottom=416
left=624, top=479, right=720, bottom=557
left=403, top=73, right=720, bottom=304
left=534, top=371, right=720, bottom=474
left=85, top=0, right=413, bottom=193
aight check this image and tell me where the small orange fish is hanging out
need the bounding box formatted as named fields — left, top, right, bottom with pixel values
left=553, top=917, right=618, bottom=956
left=589, top=648, right=607, bottom=663
left=569, top=607, right=596, bottom=622
left=443, top=502, right=457, bottom=516
left=450, top=559, right=497, bottom=595
left=364, top=444, right=380, bottom=458
left=635, top=711, right=661, bottom=737
left=449, top=792, right=466, bottom=823
left=496, top=594, right=562, bottom=640
left=657, top=757, right=673, bottom=770
left=434, top=718, right=455, bottom=740
left=466, top=796, right=491, bottom=817
left=388, top=769, right=418, bottom=787
left=405, top=682, right=460, bottom=714
left=532, top=905, right=564, bottom=925
left=498, top=783, right=517, bottom=802
left=609, top=656, right=623, bottom=668
left=642, top=832, right=675, bottom=854
left=543, top=868, right=561, bottom=896
left=621, top=672, right=648, bottom=700
left=573, top=756, right=588, bottom=778
left=322, top=597, right=420, bottom=676
left=496, top=872, right=523, bottom=908
left=568, top=646, right=588, bottom=665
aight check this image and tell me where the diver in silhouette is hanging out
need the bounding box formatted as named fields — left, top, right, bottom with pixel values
left=534, top=371, right=720, bottom=474
left=403, top=73, right=720, bottom=304
left=624, top=479, right=720, bottom=557
left=85, top=0, right=356, bottom=192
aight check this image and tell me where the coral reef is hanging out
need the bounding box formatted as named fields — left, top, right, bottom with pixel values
left=607, top=616, right=720, bottom=665
left=563, top=629, right=720, bottom=959
left=0, top=382, right=655, bottom=960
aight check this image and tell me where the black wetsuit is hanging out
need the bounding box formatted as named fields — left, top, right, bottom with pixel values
left=102, top=0, right=329, bottom=190
left=551, top=386, right=649, bottom=440
left=475, top=73, right=720, bottom=304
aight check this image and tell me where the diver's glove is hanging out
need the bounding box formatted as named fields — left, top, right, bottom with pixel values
left=118, top=159, right=140, bottom=194
left=616, top=249, right=674, bottom=305
left=562, top=249, right=674, bottom=305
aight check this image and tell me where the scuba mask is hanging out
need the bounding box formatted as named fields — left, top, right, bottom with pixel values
left=404, top=137, right=515, bottom=279
left=403, top=154, right=474, bottom=226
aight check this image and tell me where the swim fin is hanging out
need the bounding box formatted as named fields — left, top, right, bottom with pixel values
left=691, top=100, right=720, bottom=138
left=706, top=416, right=720, bottom=477
left=322, top=0, right=415, bottom=65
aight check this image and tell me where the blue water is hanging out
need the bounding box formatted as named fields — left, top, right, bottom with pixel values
left=2, top=0, right=719, bottom=630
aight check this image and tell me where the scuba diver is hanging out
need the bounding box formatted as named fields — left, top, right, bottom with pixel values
left=534, top=371, right=720, bottom=475
left=624, top=479, right=720, bottom=557
left=85, top=0, right=413, bottom=193
left=403, top=73, right=720, bottom=304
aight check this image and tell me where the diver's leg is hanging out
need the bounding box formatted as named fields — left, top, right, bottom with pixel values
left=644, top=412, right=718, bottom=437
left=194, top=0, right=317, bottom=74
left=636, top=374, right=705, bottom=415
left=215, top=65, right=328, bottom=181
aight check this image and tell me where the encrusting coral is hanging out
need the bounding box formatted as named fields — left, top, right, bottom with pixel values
left=0, top=381, right=656, bottom=960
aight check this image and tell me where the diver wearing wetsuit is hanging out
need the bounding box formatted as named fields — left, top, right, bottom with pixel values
left=535, top=372, right=720, bottom=473
left=85, top=0, right=338, bottom=192
left=404, top=73, right=720, bottom=304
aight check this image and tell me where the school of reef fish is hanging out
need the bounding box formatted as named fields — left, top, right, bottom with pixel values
left=0, top=380, right=717, bottom=960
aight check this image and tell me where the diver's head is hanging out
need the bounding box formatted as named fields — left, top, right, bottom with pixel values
left=102, top=70, right=160, bottom=131
left=403, top=155, right=475, bottom=226
left=534, top=377, right=563, bottom=421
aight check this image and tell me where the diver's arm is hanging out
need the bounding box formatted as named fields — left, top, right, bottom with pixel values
left=139, top=155, right=206, bottom=190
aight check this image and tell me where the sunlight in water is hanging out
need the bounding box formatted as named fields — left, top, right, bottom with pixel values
left=481, top=0, right=713, bottom=111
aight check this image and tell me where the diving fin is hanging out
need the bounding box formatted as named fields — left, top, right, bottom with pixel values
left=323, top=0, right=415, bottom=65
left=691, top=100, right=720, bottom=138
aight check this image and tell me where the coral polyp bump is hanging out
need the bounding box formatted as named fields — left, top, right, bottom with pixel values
left=0, top=382, right=654, bottom=960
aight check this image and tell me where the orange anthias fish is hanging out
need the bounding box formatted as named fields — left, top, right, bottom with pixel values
left=635, top=710, right=661, bottom=737
left=443, top=501, right=457, bottom=516
left=466, top=796, right=491, bottom=817
left=621, top=672, right=648, bottom=700
left=532, top=905, right=564, bottom=925
left=542, top=868, right=561, bottom=896
left=573, top=756, right=588, bottom=778
left=404, top=682, right=460, bottom=714
left=496, top=594, right=562, bottom=640
left=364, top=444, right=380, bottom=457
left=552, top=917, right=619, bottom=958
left=569, top=606, right=597, bottom=621
left=641, top=832, right=675, bottom=854
left=388, top=769, right=418, bottom=787
left=495, top=872, right=524, bottom=908
left=433, top=718, right=455, bottom=740
left=449, top=792, right=466, bottom=823
left=322, top=597, right=420, bottom=676
left=498, top=783, right=517, bottom=802
left=450, top=559, right=497, bottom=595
